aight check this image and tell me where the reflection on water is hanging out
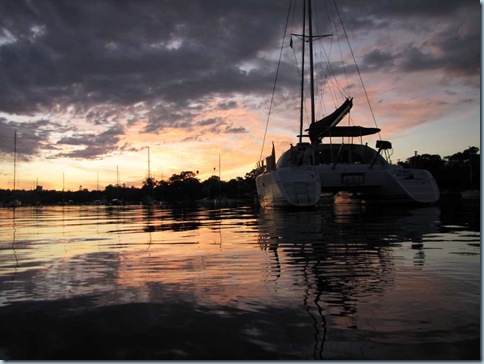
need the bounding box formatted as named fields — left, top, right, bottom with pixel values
left=0, top=198, right=480, bottom=360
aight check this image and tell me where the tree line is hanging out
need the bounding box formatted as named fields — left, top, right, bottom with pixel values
left=0, top=146, right=479, bottom=206
left=0, top=169, right=260, bottom=206
left=397, top=146, right=479, bottom=191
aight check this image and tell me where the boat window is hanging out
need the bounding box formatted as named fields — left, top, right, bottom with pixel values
left=313, top=143, right=386, bottom=165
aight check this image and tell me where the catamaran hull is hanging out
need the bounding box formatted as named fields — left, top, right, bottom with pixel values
left=314, top=164, right=440, bottom=204
left=380, top=168, right=440, bottom=203
left=256, top=167, right=321, bottom=208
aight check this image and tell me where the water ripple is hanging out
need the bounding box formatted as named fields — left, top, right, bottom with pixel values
left=0, top=201, right=480, bottom=359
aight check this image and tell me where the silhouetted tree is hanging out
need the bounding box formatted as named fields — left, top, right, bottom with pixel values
left=163, top=171, right=203, bottom=202
left=445, top=146, right=480, bottom=189
left=202, top=175, right=221, bottom=199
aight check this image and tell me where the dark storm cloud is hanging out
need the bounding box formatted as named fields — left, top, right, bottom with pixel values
left=217, top=101, right=238, bottom=110
left=224, top=126, right=247, bottom=134
left=0, top=0, right=479, bottom=160
left=0, top=0, right=288, bottom=116
left=197, top=118, right=219, bottom=127
left=197, top=117, right=247, bottom=134
left=174, top=116, right=248, bottom=141
left=337, top=0, right=480, bottom=76
left=0, top=117, right=62, bottom=160
left=55, top=124, right=125, bottom=159
left=1, top=0, right=478, bottom=114
left=336, top=0, right=475, bottom=26
left=361, top=49, right=395, bottom=71
left=143, top=101, right=197, bottom=133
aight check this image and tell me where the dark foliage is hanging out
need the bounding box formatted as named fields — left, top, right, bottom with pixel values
left=398, top=146, right=480, bottom=190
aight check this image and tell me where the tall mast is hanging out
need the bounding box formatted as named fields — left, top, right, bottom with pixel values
left=13, top=130, right=16, bottom=191
left=218, top=153, right=221, bottom=199
left=298, top=0, right=306, bottom=144
left=308, top=0, right=316, bottom=125
left=147, top=146, right=151, bottom=180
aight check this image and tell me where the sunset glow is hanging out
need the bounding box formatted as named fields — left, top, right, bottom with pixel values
left=0, top=0, right=479, bottom=191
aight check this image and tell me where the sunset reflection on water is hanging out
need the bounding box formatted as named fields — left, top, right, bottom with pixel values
left=0, top=199, right=480, bottom=359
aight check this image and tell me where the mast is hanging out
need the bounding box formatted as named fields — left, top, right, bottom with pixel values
left=298, top=0, right=306, bottom=144
left=308, top=0, right=316, bottom=125
left=147, top=146, right=151, bottom=180
left=218, top=154, right=221, bottom=199
left=13, top=130, right=16, bottom=191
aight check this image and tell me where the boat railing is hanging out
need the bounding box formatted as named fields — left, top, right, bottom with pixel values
left=266, top=154, right=276, bottom=171
left=331, top=144, right=345, bottom=170
left=370, top=140, right=393, bottom=169
left=256, top=154, right=276, bottom=174
left=256, top=160, right=267, bottom=174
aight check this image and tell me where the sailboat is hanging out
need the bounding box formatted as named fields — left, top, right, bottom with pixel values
left=256, top=0, right=439, bottom=207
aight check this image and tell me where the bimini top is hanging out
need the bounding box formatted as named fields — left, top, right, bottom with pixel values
left=318, top=126, right=380, bottom=138
left=306, top=97, right=380, bottom=143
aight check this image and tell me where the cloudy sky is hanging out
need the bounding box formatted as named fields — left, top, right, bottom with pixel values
left=0, top=0, right=480, bottom=191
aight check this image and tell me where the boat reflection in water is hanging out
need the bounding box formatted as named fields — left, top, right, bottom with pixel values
left=256, top=198, right=444, bottom=358
left=0, top=201, right=479, bottom=360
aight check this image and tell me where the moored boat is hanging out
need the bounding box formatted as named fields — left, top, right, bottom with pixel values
left=256, top=0, right=439, bottom=207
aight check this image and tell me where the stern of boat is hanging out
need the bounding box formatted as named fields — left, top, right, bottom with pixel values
left=386, top=168, right=440, bottom=203
left=256, top=167, right=321, bottom=207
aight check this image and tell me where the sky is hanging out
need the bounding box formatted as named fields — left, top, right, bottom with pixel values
left=0, top=0, right=480, bottom=191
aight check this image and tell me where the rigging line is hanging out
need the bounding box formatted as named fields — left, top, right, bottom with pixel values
left=291, top=39, right=311, bottom=133
left=315, top=31, right=346, bottom=103
left=313, top=1, right=328, bottom=118
left=329, top=0, right=351, bottom=99
left=291, top=42, right=301, bottom=91
left=305, top=2, right=330, bottom=126
left=332, top=0, right=382, bottom=139
left=289, top=0, right=300, bottom=82
left=315, top=2, right=347, bottom=112
left=290, top=0, right=300, bottom=85
left=259, top=0, right=293, bottom=162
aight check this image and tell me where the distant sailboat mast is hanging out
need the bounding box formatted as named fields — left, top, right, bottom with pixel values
left=147, top=147, right=151, bottom=180
left=13, top=130, right=16, bottom=191
left=218, top=154, right=221, bottom=198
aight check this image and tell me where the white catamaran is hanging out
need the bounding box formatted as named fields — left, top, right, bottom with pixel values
left=256, top=0, right=439, bottom=208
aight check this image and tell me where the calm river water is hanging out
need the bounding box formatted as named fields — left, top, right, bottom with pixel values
left=0, top=196, right=480, bottom=360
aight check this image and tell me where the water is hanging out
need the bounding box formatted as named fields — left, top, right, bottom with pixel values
left=0, top=196, right=480, bottom=359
